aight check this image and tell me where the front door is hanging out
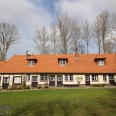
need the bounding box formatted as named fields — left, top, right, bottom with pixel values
left=57, top=76, right=62, bottom=87
left=85, top=75, right=90, bottom=86
left=49, top=76, right=55, bottom=86
left=2, top=77, right=9, bottom=89
left=32, top=76, right=38, bottom=87
left=109, top=75, right=115, bottom=85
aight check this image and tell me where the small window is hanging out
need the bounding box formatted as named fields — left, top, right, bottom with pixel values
left=109, top=75, right=114, bottom=80
left=57, top=76, right=62, bottom=81
left=98, top=59, right=104, bottom=66
left=14, top=77, right=21, bottom=84
left=32, top=76, right=38, bottom=82
left=40, top=75, right=47, bottom=82
left=60, top=60, right=66, bottom=66
left=69, top=75, right=73, bottom=82
left=3, top=78, right=9, bottom=83
left=28, top=60, right=35, bottom=66
left=50, top=77, right=55, bottom=81
left=103, top=75, right=107, bottom=81
left=92, top=75, right=98, bottom=81
left=65, top=75, right=68, bottom=82
left=26, top=74, right=30, bottom=82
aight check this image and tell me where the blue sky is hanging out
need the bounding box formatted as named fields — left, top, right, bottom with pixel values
left=0, top=0, right=116, bottom=59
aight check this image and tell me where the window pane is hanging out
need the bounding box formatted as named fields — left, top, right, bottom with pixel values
left=14, top=77, right=21, bottom=83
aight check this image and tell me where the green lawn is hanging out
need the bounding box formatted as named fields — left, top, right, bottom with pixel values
left=0, top=88, right=116, bottom=116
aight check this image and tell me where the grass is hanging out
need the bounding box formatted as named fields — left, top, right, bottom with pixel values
left=0, top=88, right=116, bottom=116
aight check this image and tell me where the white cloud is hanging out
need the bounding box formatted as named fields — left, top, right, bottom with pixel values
left=0, top=0, right=53, bottom=59
left=54, top=0, right=116, bottom=22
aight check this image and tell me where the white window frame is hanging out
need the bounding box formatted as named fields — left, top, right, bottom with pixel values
left=40, top=75, right=47, bottom=82
left=32, top=76, right=38, bottom=82
left=50, top=77, right=55, bottom=81
left=65, top=75, right=68, bottom=82
left=60, top=60, right=66, bottom=66
left=26, top=74, right=30, bottom=82
left=14, top=77, right=21, bottom=84
left=92, top=75, right=98, bottom=82
left=103, top=75, right=107, bottom=81
left=109, top=75, right=114, bottom=80
left=3, top=77, right=9, bottom=83
left=28, top=60, right=35, bottom=66
left=98, top=59, right=104, bottom=66
left=57, top=76, right=62, bottom=81
left=65, top=75, right=73, bottom=82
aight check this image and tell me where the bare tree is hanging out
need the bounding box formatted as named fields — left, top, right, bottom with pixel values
left=97, top=10, right=111, bottom=53
left=33, top=26, right=50, bottom=54
left=56, top=13, right=73, bottom=54
left=0, top=22, right=20, bottom=61
left=111, top=13, right=116, bottom=31
left=105, top=40, right=115, bottom=53
left=92, top=18, right=102, bottom=54
left=50, top=23, right=58, bottom=54
left=82, top=19, right=92, bottom=54
left=70, top=17, right=82, bottom=53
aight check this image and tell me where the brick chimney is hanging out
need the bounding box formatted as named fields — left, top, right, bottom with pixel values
left=75, top=48, right=78, bottom=59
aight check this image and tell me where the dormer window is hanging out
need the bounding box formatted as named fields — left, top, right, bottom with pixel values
left=60, top=59, right=66, bottom=66
left=28, top=60, right=35, bottom=66
left=98, top=59, right=104, bottom=66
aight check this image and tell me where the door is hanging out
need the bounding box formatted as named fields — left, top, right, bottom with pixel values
left=49, top=76, right=55, bottom=86
left=109, top=75, right=115, bottom=85
left=85, top=75, right=90, bottom=86
left=32, top=76, right=38, bottom=87
left=2, top=77, right=9, bottom=89
left=57, top=76, right=62, bottom=87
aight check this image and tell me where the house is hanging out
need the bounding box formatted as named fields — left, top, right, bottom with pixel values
left=0, top=49, right=116, bottom=89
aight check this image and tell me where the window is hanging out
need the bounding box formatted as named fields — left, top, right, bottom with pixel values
left=3, top=78, right=9, bottom=83
left=103, top=75, right=107, bottom=81
left=109, top=75, right=114, bottom=80
left=65, top=75, right=73, bottom=82
left=98, top=59, right=104, bottom=66
left=14, top=77, right=21, bottom=84
left=28, top=60, right=35, bottom=66
left=65, top=75, right=68, bottom=82
left=57, top=76, right=62, bottom=81
left=60, top=60, right=66, bottom=66
left=32, top=76, right=38, bottom=82
left=26, top=74, right=30, bottom=82
left=92, top=75, right=98, bottom=81
left=40, top=75, right=47, bottom=82
left=50, top=77, right=55, bottom=81
left=69, top=75, right=73, bottom=82
left=85, top=75, right=90, bottom=81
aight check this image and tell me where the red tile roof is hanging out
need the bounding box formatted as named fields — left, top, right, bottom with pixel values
left=0, top=54, right=116, bottom=73
left=0, top=61, right=6, bottom=66
left=95, top=54, right=106, bottom=59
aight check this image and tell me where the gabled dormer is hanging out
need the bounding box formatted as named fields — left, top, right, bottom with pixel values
left=26, top=51, right=37, bottom=66
left=94, top=54, right=106, bottom=66
left=58, top=55, right=68, bottom=66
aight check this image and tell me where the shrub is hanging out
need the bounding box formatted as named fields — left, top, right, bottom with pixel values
left=37, top=85, right=42, bottom=89
left=92, top=84, right=109, bottom=87
left=25, top=86, right=31, bottom=89
left=8, top=85, right=23, bottom=90
left=44, top=83, right=49, bottom=88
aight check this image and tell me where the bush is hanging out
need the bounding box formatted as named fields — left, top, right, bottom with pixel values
left=8, top=85, right=23, bottom=90
left=92, top=84, right=109, bottom=87
left=44, top=83, right=49, bottom=88
left=25, top=86, right=31, bottom=89
left=37, top=85, right=42, bottom=89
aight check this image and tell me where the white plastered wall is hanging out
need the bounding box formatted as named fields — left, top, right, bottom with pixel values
left=63, top=74, right=85, bottom=85
left=90, top=74, right=109, bottom=84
